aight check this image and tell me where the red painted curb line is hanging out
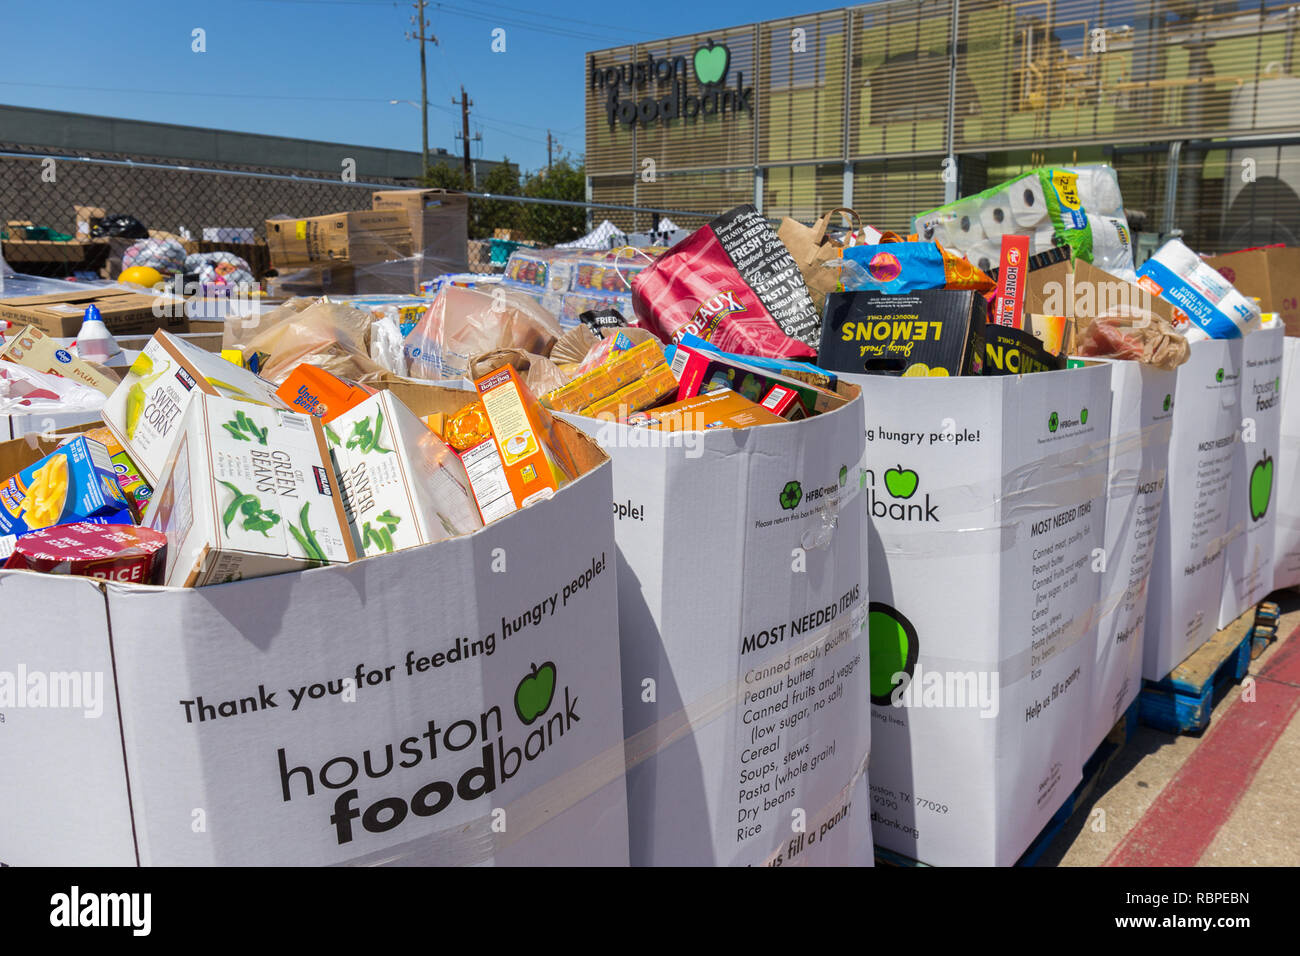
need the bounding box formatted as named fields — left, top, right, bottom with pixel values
left=1105, top=625, right=1300, bottom=867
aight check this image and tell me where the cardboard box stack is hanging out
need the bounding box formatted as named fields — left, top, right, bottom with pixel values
left=372, top=189, right=470, bottom=284
left=265, top=210, right=414, bottom=296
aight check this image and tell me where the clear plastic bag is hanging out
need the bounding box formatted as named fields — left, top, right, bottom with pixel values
left=0, top=363, right=106, bottom=417
left=369, top=307, right=409, bottom=376
left=403, top=285, right=560, bottom=382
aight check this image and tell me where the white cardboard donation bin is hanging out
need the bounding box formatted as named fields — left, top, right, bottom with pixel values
left=1219, top=322, right=1284, bottom=627
left=1274, top=337, right=1300, bottom=590
left=1085, top=360, right=1174, bottom=754
left=1144, top=337, right=1243, bottom=680
left=2, top=408, right=102, bottom=442
left=844, top=364, right=1112, bottom=866
left=0, top=402, right=629, bottom=866
left=563, top=388, right=872, bottom=867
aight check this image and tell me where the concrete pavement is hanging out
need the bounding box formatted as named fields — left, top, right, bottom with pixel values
left=1037, top=589, right=1300, bottom=867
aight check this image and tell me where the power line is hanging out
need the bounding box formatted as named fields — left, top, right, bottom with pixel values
left=455, top=0, right=660, bottom=38
left=425, top=3, right=635, bottom=44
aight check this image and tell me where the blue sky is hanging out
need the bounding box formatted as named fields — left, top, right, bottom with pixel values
left=1, top=0, right=850, bottom=174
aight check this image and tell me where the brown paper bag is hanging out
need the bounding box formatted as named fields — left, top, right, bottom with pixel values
left=777, top=207, right=863, bottom=315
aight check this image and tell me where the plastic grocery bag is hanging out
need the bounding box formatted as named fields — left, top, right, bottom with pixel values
left=0, top=364, right=106, bottom=417
left=368, top=308, right=409, bottom=376
left=403, top=284, right=560, bottom=382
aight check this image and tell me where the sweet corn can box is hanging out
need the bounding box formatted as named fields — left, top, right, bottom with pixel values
left=0, top=437, right=132, bottom=536
left=144, top=394, right=356, bottom=587
left=103, top=330, right=286, bottom=488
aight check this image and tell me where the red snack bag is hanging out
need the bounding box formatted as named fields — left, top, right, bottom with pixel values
left=631, top=205, right=819, bottom=359
left=4, top=522, right=167, bottom=584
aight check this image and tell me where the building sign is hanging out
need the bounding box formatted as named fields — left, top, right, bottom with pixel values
left=589, top=40, right=754, bottom=129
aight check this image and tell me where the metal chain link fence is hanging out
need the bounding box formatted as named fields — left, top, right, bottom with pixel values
left=6, top=145, right=1293, bottom=283
left=0, top=149, right=718, bottom=281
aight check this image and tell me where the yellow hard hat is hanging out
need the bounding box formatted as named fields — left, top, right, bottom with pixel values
left=118, top=266, right=165, bottom=289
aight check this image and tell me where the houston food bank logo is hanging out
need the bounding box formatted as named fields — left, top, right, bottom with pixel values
left=590, top=39, right=754, bottom=129
left=277, top=662, right=578, bottom=846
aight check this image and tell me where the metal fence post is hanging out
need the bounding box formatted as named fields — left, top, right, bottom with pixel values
left=1163, top=140, right=1183, bottom=235
left=944, top=0, right=961, bottom=204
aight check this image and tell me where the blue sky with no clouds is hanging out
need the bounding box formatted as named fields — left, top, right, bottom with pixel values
left=1, top=0, right=857, bottom=173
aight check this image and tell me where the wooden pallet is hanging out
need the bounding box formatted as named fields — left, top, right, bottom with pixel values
left=1251, top=601, right=1281, bottom=659
left=873, top=698, right=1140, bottom=868
left=1138, top=611, right=1256, bottom=735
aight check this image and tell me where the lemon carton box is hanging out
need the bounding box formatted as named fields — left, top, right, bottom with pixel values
left=818, top=290, right=986, bottom=378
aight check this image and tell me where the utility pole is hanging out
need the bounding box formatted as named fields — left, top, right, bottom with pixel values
left=454, top=86, right=473, bottom=182
left=547, top=130, right=553, bottom=172
left=406, top=2, right=437, bottom=178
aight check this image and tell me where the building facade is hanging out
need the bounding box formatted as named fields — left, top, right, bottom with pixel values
left=585, top=0, right=1300, bottom=250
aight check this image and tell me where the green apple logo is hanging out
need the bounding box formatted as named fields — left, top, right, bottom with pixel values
left=839, top=464, right=848, bottom=488
left=883, top=465, right=919, bottom=499
left=1163, top=393, right=1172, bottom=412
left=693, top=41, right=730, bottom=86
left=1080, top=407, right=1089, bottom=425
left=1048, top=411, right=1059, bottom=433
left=868, top=602, right=919, bottom=706
left=780, top=480, right=803, bottom=510
left=514, top=662, right=557, bottom=725
left=1216, top=368, right=1225, bottom=383
left=1249, top=451, right=1273, bottom=521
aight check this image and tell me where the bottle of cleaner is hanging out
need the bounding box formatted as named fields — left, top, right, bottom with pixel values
left=75, top=304, right=120, bottom=364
